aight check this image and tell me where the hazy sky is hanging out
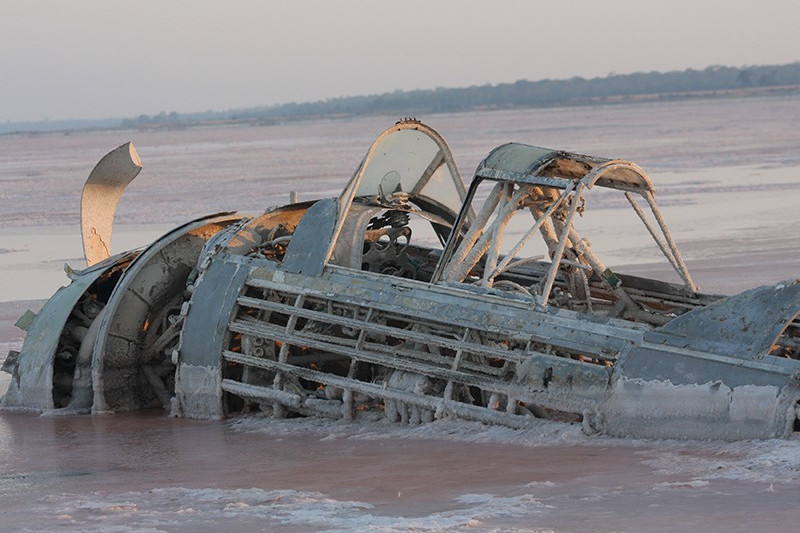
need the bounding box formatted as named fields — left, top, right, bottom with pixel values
left=2, top=0, right=798, bottom=123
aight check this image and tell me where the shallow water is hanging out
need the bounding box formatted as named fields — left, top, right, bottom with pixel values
left=2, top=96, right=800, bottom=531
left=1, top=412, right=799, bottom=533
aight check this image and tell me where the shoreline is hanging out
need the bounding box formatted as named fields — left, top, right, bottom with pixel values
left=3, top=83, right=799, bottom=138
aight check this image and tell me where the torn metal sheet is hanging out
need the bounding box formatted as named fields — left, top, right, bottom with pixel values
left=81, top=142, right=142, bottom=267
left=1, top=252, right=137, bottom=411
left=3, top=119, right=800, bottom=440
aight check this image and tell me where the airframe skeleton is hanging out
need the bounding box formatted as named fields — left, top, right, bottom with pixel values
left=4, top=120, right=800, bottom=440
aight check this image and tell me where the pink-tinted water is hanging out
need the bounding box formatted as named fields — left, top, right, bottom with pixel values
left=2, top=96, right=800, bottom=531
left=1, top=412, right=799, bottom=532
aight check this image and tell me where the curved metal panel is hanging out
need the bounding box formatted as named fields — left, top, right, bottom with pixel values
left=174, top=254, right=250, bottom=419
left=657, top=280, right=800, bottom=360
left=1, top=253, right=134, bottom=411
left=475, top=143, right=655, bottom=194
left=91, top=213, right=241, bottom=413
left=81, top=143, right=142, bottom=267
left=282, top=198, right=339, bottom=276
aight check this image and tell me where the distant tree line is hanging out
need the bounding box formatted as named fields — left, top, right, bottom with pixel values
left=121, top=62, right=800, bottom=129
left=3, top=62, right=799, bottom=135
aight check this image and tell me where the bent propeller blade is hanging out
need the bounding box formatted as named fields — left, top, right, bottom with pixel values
left=80, top=142, right=142, bottom=266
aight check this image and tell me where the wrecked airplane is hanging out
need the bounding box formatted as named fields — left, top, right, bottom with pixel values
left=3, top=119, right=800, bottom=440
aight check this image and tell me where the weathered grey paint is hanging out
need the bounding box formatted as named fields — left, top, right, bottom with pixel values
left=1, top=253, right=134, bottom=410
left=174, top=254, right=250, bottom=418
left=656, top=281, right=800, bottom=360
left=282, top=198, right=339, bottom=277
left=91, top=213, right=241, bottom=413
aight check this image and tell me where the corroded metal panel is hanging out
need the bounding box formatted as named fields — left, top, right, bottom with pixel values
left=91, top=213, right=241, bottom=413
left=601, top=374, right=800, bottom=440
left=656, top=280, right=800, bottom=360
left=174, top=254, right=250, bottom=419
left=1, top=253, right=134, bottom=410
left=281, top=198, right=339, bottom=277
left=80, top=143, right=142, bottom=267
